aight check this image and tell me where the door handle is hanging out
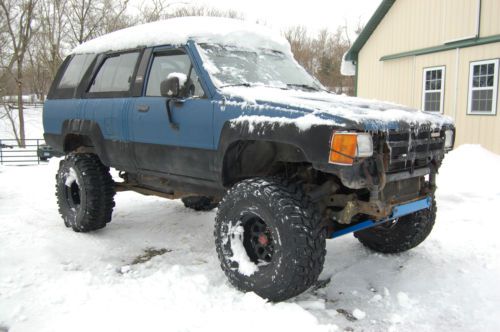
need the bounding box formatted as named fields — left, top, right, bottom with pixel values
left=136, top=105, right=149, bottom=112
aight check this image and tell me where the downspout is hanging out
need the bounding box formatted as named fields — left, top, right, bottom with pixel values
left=452, top=48, right=460, bottom=122
left=476, top=0, right=482, bottom=38
left=354, top=58, right=359, bottom=97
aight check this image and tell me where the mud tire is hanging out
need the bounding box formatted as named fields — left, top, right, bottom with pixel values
left=214, top=177, right=326, bottom=302
left=56, top=153, right=115, bottom=232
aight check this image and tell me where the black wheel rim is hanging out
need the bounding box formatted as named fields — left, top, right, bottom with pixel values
left=65, top=178, right=81, bottom=210
left=241, top=214, right=274, bottom=264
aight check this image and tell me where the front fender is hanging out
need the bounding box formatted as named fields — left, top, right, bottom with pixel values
left=215, top=120, right=347, bottom=180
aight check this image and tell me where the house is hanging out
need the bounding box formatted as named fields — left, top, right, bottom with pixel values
left=344, top=0, right=500, bottom=154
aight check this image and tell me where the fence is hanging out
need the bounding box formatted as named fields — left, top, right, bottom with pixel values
left=2, top=102, right=44, bottom=110
left=0, top=138, right=47, bottom=165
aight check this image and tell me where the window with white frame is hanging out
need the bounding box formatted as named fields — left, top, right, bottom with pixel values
left=468, top=59, right=499, bottom=115
left=422, top=66, right=445, bottom=113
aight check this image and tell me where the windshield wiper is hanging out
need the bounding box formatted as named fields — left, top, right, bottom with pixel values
left=220, top=83, right=253, bottom=88
left=286, top=83, right=321, bottom=91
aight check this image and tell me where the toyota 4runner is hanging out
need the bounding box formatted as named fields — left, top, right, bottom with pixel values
left=43, top=17, right=455, bottom=302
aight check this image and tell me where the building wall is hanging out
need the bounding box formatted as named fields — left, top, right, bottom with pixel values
left=357, top=0, right=500, bottom=153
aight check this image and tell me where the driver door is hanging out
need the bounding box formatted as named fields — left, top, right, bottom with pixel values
left=129, top=47, right=215, bottom=179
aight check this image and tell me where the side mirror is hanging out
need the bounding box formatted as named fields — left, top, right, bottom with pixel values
left=160, top=76, right=180, bottom=98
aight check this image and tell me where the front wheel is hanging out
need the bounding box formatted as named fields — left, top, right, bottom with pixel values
left=354, top=197, right=436, bottom=253
left=55, top=153, right=115, bottom=232
left=214, top=177, right=326, bottom=302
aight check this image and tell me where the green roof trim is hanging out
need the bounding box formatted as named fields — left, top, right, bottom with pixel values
left=380, top=34, right=500, bottom=61
left=344, top=0, right=396, bottom=62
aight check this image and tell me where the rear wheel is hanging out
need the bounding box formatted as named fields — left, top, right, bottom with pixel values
left=354, top=197, right=436, bottom=253
left=214, top=177, right=326, bottom=302
left=55, top=153, right=115, bottom=232
left=181, top=196, right=218, bottom=211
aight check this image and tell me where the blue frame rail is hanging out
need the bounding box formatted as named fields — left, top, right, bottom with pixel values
left=330, top=196, right=432, bottom=239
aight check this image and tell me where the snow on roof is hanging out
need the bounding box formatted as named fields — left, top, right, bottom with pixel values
left=71, top=17, right=291, bottom=55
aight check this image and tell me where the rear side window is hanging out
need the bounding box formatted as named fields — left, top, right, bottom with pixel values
left=58, top=54, right=95, bottom=89
left=89, top=52, right=139, bottom=93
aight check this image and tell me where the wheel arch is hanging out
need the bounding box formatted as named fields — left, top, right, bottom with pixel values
left=61, top=119, right=110, bottom=165
left=221, top=139, right=309, bottom=187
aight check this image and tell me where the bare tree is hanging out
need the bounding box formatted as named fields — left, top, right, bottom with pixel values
left=25, top=47, right=50, bottom=100
left=99, top=0, right=134, bottom=34
left=284, top=24, right=358, bottom=95
left=21, top=0, right=68, bottom=101
left=283, top=26, right=315, bottom=73
left=167, top=5, right=242, bottom=19
left=0, top=100, right=21, bottom=143
left=38, top=0, right=67, bottom=79
left=138, top=0, right=173, bottom=23
left=0, top=0, right=38, bottom=146
left=67, top=0, right=133, bottom=47
left=139, top=2, right=243, bottom=23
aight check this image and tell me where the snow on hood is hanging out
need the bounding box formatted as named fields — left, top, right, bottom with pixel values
left=71, top=17, right=291, bottom=55
left=222, top=86, right=454, bottom=131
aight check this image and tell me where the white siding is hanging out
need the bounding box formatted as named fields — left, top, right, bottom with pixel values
left=357, top=0, right=500, bottom=153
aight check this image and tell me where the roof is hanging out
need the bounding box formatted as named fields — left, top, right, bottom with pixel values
left=71, top=17, right=291, bottom=55
left=344, top=0, right=396, bottom=62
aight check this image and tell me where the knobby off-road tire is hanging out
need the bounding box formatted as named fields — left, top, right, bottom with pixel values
left=56, top=153, right=115, bottom=232
left=181, top=196, right=218, bottom=211
left=354, top=197, right=437, bottom=253
left=214, top=177, right=326, bottom=302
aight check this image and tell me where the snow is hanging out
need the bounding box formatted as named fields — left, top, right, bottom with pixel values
left=167, top=72, right=188, bottom=88
left=0, top=106, right=44, bottom=139
left=340, top=53, right=356, bottom=76
left=231, top=113, right=345, bottom=133
left=1, top=144, right=500, bottom=331
left=352, top=308, right=366, bottom=320
left=64, top=168, right=79, bottom=187
left=226, top=224, right=259, bottom=276
left=71, top=17, right=291, bottom=56
left=221, top=86, right=454, bottom=131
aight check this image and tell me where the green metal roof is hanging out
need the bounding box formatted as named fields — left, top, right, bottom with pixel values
left=344, top=0, right=396, bottom=62
left=380, top=34, right=500, bottom=61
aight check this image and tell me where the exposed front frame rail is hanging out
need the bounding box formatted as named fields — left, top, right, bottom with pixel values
left=330, top=196, right=432, bottom=238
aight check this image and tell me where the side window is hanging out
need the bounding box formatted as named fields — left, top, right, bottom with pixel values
left=422, top=66, right=445, bottom=113
left=146, top=51, right=205, bottom=98
left=89, top=52, right=139, bottom=93
left=468, top=59, right=499, bottom=115
left=58, top=54, right=94, bottom=89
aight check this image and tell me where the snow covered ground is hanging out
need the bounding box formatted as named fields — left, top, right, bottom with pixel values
left=1, top=144, right=499, bottom=332
left=0, top=106, right=44, bottom=140
left=0, top=107, right=45, bottom=166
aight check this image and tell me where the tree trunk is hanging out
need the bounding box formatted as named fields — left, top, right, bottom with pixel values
left=16, top=65, right=25, bottom=148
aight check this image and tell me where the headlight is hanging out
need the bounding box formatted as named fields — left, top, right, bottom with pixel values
left=444, top=130, right=454, bottom=149
left=356, top=133, right=374, bottom=157
left=329, top=132, right=373, bottom=165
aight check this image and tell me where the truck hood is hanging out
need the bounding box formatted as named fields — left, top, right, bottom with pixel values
left=221, top=86, right=454, bottom=131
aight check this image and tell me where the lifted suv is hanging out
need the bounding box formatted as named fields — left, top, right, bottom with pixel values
left=43, top=17, right=455, bottom=302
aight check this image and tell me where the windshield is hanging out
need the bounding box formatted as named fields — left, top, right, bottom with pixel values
left=198, top=44, right=324, bottom=90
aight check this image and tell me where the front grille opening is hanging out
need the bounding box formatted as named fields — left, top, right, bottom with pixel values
left=385, top=128, right=445, bottom=173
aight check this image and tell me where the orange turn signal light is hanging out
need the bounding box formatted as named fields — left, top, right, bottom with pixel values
left=329, top=133, right=357, bottom=165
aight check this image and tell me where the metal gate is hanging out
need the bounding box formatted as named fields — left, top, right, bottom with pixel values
left=0, top=138, right=46, bottom=165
